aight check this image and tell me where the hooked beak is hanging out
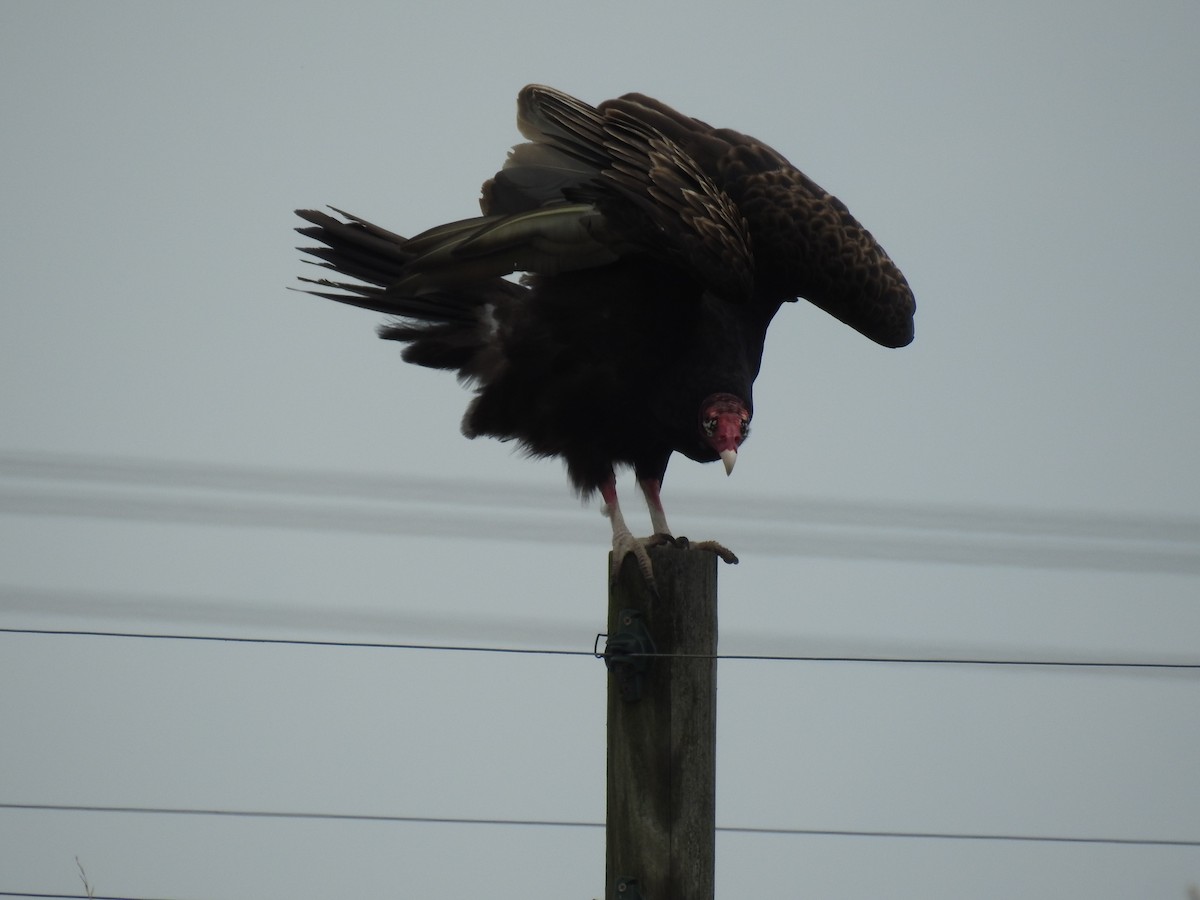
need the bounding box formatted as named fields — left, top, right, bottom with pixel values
left=720, top=448, right=737, bottom=476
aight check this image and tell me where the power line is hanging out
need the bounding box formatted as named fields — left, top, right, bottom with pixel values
left=3, top=802, right=1197, bottom=848
left=3, top=449, right=1199, bottom=573
left=7, top=585, right=1199, bottom=675
left=4, top=626, right=1198, bottom=670
left=0, top=803, right=597, bottom=829
left=715, top=824, right=1200, bottom=847
left=0, top=626, right=592, bottom=657
left=0, top=584, right=592, bottom=649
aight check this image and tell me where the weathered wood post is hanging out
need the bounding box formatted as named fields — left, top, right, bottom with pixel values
left=604, top=545, right=718, bottom=900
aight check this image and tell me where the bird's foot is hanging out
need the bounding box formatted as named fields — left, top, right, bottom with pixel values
left=611, top=529, right=658, bottom=588
left=610, top=532, right=740, bottom=587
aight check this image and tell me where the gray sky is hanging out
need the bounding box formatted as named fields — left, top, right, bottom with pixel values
left=2, top=2, right=1198, bottom=898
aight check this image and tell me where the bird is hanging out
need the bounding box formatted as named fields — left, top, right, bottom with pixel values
left=294, top=84, right=915, bottom=586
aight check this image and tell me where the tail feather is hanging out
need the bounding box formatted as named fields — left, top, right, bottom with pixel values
left=295, top=208, right=413, bottom=277
left=294, top=207, right=518, bottom=383
left=294, top=208, right=416, bottom=313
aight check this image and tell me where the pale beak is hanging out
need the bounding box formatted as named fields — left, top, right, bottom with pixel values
left=720, top=448, right=737, bottom=475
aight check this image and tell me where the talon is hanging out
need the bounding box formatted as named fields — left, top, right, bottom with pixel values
left=689, top=540, right=739, bottom=565
left=610, top=534, right=658, bottom=591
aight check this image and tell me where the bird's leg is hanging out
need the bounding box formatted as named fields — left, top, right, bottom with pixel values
left=600, top=475, right=656, bottom=586
left=637, top=477, right=740, bottom=565
left=638, top=477, right=674, bottom=543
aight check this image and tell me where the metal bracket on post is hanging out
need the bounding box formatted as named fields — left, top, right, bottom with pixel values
left=612, top=876, right=645, bottom=900
left=597, top=609, right=655, bottom=703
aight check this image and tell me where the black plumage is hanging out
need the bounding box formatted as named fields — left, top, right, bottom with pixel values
left=295, top=85, right=915, bottom=582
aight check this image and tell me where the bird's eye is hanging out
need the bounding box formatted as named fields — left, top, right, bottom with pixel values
left=740, top=420, right=750, bottom=437
left=702, top=418, right=717, bottom=437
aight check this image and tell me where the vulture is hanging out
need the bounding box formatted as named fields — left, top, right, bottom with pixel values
left=295, top=85, right=915, bottom=584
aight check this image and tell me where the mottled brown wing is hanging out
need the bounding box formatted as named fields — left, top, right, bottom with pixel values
left=734, top=162, right=915, bottom=347
left=602, top=93, right=915, bottom=348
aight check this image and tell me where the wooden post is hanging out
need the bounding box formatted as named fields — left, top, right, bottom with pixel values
left=605, top=545, right=718, bottom=900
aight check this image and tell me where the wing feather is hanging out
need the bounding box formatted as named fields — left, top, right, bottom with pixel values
left=490, top=85, right=755, bottom=302
left=602, top=92, right=915, bottom=346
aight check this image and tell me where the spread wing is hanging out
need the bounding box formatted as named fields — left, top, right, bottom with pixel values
left=602, top=93, right=915, bottom=347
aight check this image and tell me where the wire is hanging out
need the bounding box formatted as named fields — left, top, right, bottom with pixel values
left=3, top=802, right=1197, bottom=848
left=7, top=585, right=1200, bottom=674
left=690, top=652, right=1200, bottom=670
left=3, top=626, right=1198, bottom=670
left=0, top=627, right=592, bottom=657
left=0, top=584, right=591, bottom=649
left=715, top=825, right=1200, bottom=847
left=3, top=449, right=1199, bottom=573
left=0, top=803, right=597, bottom=829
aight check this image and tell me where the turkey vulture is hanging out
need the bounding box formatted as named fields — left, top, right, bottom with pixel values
left=295, top=85, right=914, bottom=584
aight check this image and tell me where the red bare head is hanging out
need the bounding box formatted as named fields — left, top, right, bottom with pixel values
left=699, top=393, right=751, bottom=475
